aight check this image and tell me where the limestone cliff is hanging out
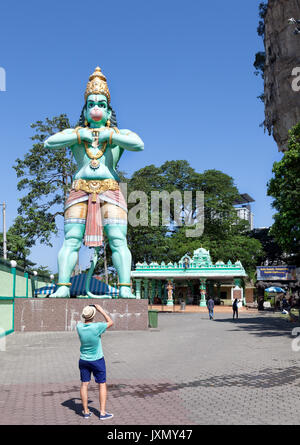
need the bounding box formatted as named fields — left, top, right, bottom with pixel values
left=264, top=0, right=300, bottom=151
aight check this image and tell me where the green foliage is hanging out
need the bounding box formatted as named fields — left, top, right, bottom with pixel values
left=254, top=2, right=268, bottom=101
left=0, top=222, right=36, bottom=269
left=35, top=265, right=52, bottom=277
left=123, top=160, right=262, bottom=279
left=249, top=227, right=285, bottom=265
left=13, top=115, right=77, bottom=247
left=267, top=123, right=300, bottom=262
left=257, top=2, right=268, bottom=38
left=254, top=51, right=266, bottom=80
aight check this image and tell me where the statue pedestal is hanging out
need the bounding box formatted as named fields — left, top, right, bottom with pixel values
left=14, top=298, right=148, bottom=331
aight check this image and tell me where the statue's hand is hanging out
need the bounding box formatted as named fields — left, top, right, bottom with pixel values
left=98, top=130, right=111, bottom=144
left=79, top=128, right=93, bottom=144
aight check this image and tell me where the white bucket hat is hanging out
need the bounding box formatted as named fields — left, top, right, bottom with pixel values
left=82, top=305, right=96, bottom=321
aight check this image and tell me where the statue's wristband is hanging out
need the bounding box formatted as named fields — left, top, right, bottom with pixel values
left=75, top=128, right=81, bottom=145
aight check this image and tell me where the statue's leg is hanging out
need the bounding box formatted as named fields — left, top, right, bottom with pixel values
left=52, top=202, right=87, bottom=297
left=104, top=224, right=134, bottom=298
left=101, top=202, right=134, bottom=298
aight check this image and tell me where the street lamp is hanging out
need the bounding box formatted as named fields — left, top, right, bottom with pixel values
left=0, top=202, right=7, bottom=259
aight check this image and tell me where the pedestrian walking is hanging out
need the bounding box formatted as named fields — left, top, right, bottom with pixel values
left=207, top=296, right=215, bottom=320
left=76, top=304, right=114, bottom=420
left=232, top=298, right=239, bottom=319
left=282, top=296, right=290, bottom=313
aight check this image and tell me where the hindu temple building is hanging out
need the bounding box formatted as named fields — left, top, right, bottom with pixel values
left=131, top=248, right=251, bottom=306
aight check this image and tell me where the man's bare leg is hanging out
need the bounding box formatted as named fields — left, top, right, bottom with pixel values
left=99, top=382, right=107, bottom=415
left=80, top=381, right=90, bottom=414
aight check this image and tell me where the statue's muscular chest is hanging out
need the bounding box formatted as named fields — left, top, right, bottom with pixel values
left=72, top=143, right=118, bottom=180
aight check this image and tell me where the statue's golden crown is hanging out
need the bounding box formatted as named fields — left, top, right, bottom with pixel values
left=84, top=66, right=111, bottom=103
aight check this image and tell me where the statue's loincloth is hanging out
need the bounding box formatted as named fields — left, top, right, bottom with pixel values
left=64, top=179, right=127, bottom=247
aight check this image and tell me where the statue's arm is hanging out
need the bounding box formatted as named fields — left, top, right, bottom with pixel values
left=44, top=129, right=78, bottom=150
left=111, top=129, right=144, bottom=152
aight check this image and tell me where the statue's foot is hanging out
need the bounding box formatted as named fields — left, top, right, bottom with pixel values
left=50, top=286, right=70, bottom=298
left=87, top=292, right=112, bottom=299
left=119, top=286, right=136, bottom=299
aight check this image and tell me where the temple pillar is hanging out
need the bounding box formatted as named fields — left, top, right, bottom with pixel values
left=199, top=278, right=207, bottom=307
left=135, top=279, right=142, bottom=299
left=143, top=279, right=149, bottom=301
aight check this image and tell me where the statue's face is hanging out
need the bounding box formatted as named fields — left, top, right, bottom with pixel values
left=85, top=94, right=111, bottom=125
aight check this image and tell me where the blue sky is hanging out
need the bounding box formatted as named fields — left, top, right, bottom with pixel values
left=0, top=0, right=282, bottom=273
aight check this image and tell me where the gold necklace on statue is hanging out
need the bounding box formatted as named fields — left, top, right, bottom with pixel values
left=75, top=126, right=119, bottom=170
left=84, top=128, right=107, bottom=170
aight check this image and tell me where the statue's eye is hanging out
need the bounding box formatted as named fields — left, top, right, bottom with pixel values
left=88, top=103, right=94, bottom=108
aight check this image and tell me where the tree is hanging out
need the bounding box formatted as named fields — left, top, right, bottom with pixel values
left=267, top=123, right=300, bottom=263
left=126, top=163, right=170, bottom=265
left=35, top=265, right=52, bottom=277
left=124, top=160, right=263, bottom=278
left=0, top=220, right=36, bottom=269
left=254, top=2, right=267, bottom=102
left=13, top=115, right=76, bottom=247
left=249, top=227, right=285, bottom=266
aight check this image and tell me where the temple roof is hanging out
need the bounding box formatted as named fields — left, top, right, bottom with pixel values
left=131, top=248, right=247, bottom=279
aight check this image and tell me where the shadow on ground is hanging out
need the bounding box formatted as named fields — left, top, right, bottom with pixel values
left=214, top=314, right=299, bottom=338
left=54, top=362, right=300, bottom=411
left=61, top=397, right=100, bottom=418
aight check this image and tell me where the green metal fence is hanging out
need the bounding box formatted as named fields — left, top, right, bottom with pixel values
left=0, top=259, right=53, bottom=337
left=0, top=297, right=14, bottom=337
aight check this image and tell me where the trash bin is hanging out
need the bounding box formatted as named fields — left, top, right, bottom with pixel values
left=180, top=301, right=186, bottom=311
left=148, top=310, right=158, bottom=328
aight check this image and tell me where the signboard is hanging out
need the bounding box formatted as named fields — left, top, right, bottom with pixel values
left=257, top=266, right=297, bottom=281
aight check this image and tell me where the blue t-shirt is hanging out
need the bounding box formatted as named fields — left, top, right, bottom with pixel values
left=76, top=321, right=107, bottom=361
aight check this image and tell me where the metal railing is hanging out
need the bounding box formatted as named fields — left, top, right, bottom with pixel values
left=0, top=296, right=14, bottom=338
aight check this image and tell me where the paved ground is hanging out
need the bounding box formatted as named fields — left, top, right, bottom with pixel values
left=1, top=312, right=300, bottom=425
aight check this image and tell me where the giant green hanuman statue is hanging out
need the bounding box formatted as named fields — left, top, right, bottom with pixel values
left=45, top=67, right=144, bottom=298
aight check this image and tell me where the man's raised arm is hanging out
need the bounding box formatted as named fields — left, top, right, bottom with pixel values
left=94, top=304, right=114, bottom=329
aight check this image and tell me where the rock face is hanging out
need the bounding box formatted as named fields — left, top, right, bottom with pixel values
left=264, top=0, right=300, bottom=151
